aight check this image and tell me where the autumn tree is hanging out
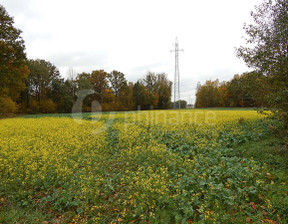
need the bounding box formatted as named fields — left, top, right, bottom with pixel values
left=195, top=72, right=267, bottom=108
left=0, top=4, right=29, bottom=116
left=237, top=0, right=288, bottom=126
left=195, top=80, right=222, bottom=108
left=217, top=81, right=230, bottom=107
left=90, top=70, right=108, bottom=104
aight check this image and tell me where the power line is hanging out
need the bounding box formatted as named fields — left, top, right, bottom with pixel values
left=170, top=37, right=183, bottom=109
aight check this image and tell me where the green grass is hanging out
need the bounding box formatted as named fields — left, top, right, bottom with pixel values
left=228, top=133, right=288, bottom=223
left=0, top=205, right=76, bottom=224
left=0, top=205, right=53, bottom=224
left=196, top=107, right=258, bottom=111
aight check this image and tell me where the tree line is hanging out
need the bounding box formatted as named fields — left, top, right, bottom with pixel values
left=195, top=71, right=266, bottom=108
left=0, top=4, right=172, bottom=116
left=23, top=62, right=173, bottom=113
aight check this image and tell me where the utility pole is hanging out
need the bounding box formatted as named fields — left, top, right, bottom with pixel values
left=171, top=37, right=183, bottom=109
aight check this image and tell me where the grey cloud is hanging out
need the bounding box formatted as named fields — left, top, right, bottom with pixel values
left=24, top=32, right=53, bottom=43
left=1, top=0, right=41, bottom=19
left=46, top=51, right=109, bottom=68
left=125, top=61, right=171, bottom=81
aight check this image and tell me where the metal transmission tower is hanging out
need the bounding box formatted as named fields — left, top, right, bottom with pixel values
left=171, top=38, right=183, bottom=109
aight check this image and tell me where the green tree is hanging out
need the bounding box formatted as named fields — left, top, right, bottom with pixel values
left=75, top=72, right=93, bottom=112
left=48, top=78, right=74, bottom=113
left=142, top=72, right=172, bottom=109
left=195, top=73, right=266, bottom=108
left=76, top=72, right=92, bottom=90
left=227, top=72, right=265, bottom=107
left=26, top=59, right=60, bottom=112
left=227, top=75, right=246, bottom=107
left=155, top=73, right=172, bottom=109
left=26, top=59, right=60, bottom=103
left=119, top=82, right=134, bottom=110
left=236, top=0, right=288, bottom=126
left=0, top=5, right=29, bottom=115
left=143, top=72, right=158, bottom=108
left=108, top=70, right=127, bottom=99
left=143, top=72, right=157, bottom=93
left=133, top=81, right=150, bottom=110
left=108, top=70, right=129, bottom=110
left=174, top=100, right=187, bottom=109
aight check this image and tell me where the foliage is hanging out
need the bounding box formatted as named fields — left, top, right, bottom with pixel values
left=237, top=0, right=288, bottom=77
left=133, top=81, right=152, bottom=110
left=155, top=73, right=172, bottom=109
left=195, top=72, right=266, bottom=108
left=173, top=99, right=187, bottom=109
left=26, top=59, right=60, bottom=104
left=75, top=72, right=93, bottom=90
left=118, top=82, right=134, bottom=111
left=134, top=72, right=172, bottom=110
left=227, top=72, right=266, bottom=107
left=236, top=0, right=288, bottom=127
left=90, top=70, right=109, bottom=104
left=0, top=96, right=17, bottom=116
left=0, top=4, right=29, bottom=116
left=39, top=99, right=56, bottom=113
left=227, top=134, right=288, bottom=223
left=108, top=70, right=127, bottom=99
left=48, top=79, right=75, bottom=113
left=195, top=79, right=222, bottom=108
left=1, top=110, right=285, bottom=223
left=108, top=70, right=133, bottom=111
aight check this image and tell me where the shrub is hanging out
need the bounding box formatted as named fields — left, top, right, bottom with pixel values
left=40, top=99, right=56, bottom=113
left=0, top=96, right=17, bottom=117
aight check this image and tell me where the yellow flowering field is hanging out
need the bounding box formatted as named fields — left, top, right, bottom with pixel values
left=0, top=109, right=280, bottom=223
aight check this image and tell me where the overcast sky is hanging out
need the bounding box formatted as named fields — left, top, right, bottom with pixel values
left=2, top=0, right=263, bottom=104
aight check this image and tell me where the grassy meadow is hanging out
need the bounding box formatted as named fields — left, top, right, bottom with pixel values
left=0, top=109, right=287, bottom=223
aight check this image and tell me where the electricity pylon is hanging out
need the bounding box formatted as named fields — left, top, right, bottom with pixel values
left=171, top=37, right=183, bottom=109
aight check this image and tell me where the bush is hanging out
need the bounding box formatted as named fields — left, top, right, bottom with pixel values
left=40, top=99, right=56, bottom=113
left=0, top=96, right=17, bottom=117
